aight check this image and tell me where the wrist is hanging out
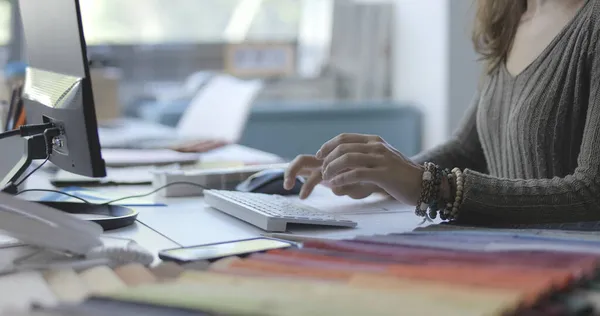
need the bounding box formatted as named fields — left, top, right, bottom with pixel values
left=413, top=162, right=464, bottom=222
left=440, top=174, right=452, bottom=202
left=411, top=164, right=425, bottom=206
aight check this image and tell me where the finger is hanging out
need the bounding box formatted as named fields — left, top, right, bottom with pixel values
left=322, top=153, right=383, bottom=181
left=330, top=168, right=380, bottom=187
left=331, top=184, right=374, bottom=200
left=296, top=169, right=316, bottom=177
left=316, top=133, right=383, bottom=159
left=350, top=183, right=383, bottom=199
left=321, top=143, right=374, bottom=170
left=284, top=155, right=320, bottom=190
left=300, top=171, right=322, bottom=200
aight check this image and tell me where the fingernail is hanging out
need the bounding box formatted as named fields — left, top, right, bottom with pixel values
left=315, top=150, right=322, bottom=159
left=283, top=179, right=291, bottom=190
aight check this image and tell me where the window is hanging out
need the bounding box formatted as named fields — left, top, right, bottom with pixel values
left=79, top=0, right=302, bottom=45
left=0, top=0, right=11, bottom=46
left=78, top=0, right=393, bottom=102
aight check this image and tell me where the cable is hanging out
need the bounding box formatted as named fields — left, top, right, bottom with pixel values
left=3, top=126, right=60, bottom=194
left=0, top=129, right=20, bottom=140
left=99, top=181, right=209, bottom=205
left=12, top=127, right=61, bottom=187
left=0, top=122, right=56, bottom=140
left=16, top=181, right=209, bottom=206
left=20, top=123, right=57, bottom=136
left=15, top=188, right=92, bottom=204
left=43, top=128, right=61, bottom=156
left=14, top=157, right=49, bottom=188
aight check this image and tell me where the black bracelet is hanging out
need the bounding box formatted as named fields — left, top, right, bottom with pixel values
left=428, top=166, right=443, bottom=220
left=440, top=168, right=453, bottom=221
left=415, top=162, right=436, bottom=218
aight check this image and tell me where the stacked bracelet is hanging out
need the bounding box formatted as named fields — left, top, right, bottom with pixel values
left=440, top=168, right=453, bottom=221
left=428, top=166, right=443, bottom=220
left=416, top=163, right=464, bottom=222
left=415, top=162, right=436, bottom=218
left=449, top=167, right=464, bottom=220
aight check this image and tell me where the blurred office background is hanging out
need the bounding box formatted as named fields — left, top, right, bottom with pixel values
left=0, top=0, right=480, bottom=160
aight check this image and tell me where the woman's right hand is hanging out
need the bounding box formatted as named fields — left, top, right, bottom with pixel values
left=284, top=155, right=385, bottom=200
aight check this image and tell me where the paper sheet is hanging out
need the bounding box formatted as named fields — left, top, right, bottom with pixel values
left=176, top=75, right=263, bottom=143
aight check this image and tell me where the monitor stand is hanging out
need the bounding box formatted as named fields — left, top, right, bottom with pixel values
left=0, top=135, right=138, bottom=230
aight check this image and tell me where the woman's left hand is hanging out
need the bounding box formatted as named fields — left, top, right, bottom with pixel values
left=317, top=133, right=424, bottom=205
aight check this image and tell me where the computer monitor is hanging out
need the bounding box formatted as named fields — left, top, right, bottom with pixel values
left=17, top=0, right=106, bottom=179
left=0, top=0, right=136, bottom=230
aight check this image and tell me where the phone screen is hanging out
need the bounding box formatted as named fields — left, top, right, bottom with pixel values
left=161, top=238, right=293, bottom=262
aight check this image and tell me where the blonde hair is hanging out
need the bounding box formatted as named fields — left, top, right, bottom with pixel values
left=472, top=0, right=527, bottom=73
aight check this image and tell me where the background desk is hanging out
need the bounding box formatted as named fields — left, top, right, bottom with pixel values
left=8, top=145, right=423, bottom=264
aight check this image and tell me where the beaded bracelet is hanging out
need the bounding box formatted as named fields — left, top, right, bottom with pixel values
left=428, top=166, right=444, bottom=220
left=440, top=168, right=453, bottom=221
left=416, top=163, right=464, bottom=222
left=415, top=162, right=436, bottom=218
left=449, top=167, right=464, bottom=220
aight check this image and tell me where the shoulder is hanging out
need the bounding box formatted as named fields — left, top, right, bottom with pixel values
left=586, top=0, right=600, bottom=53
left=591, top=0, right=600, bottom=33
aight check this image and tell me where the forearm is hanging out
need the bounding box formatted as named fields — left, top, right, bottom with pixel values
left=453, top=169, right=600, bottom=225
left=412, top=139, right=487, bottom=174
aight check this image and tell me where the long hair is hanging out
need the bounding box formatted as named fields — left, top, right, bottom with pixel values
left=472, top=0, right=527, bottom=73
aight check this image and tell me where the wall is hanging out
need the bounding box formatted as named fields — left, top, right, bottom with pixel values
left=393, top=0, right=481, bottom=151
left=448, top=0, right=481, bottom=131
left=239, top=101, right=422, bottom=160
left=393, top=0, right=449, bottom=151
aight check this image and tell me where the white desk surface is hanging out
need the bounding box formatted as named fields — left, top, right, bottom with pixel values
left=2, top=146, right=427, bottom=264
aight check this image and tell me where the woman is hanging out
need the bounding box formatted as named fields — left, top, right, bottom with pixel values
left=284, top=0, right=600, bottom=226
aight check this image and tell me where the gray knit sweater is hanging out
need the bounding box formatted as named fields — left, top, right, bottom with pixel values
left=413, top=0, right=600, bottom=225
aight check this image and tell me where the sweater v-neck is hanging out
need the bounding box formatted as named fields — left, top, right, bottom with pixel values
left=503, top=0, right=592, bottom=80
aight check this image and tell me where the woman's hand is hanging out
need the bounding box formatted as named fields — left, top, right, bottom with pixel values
left=284, top=154, right=386, bottom=200
left=316, top=133, right=424, bottom=205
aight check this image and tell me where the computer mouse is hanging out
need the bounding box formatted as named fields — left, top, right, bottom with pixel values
left=235, top=169, right=304, bottom=195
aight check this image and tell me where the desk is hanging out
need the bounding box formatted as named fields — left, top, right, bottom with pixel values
left=3, top=145, right=422, bottom=265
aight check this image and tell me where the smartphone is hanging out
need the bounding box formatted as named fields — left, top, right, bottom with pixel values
left=158, top=237, right=296, bottom=263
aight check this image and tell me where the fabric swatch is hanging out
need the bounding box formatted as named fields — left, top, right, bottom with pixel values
left=114, top=263, right=157, bottom=287
left=43, top=269, right=89, bottom=303
left=0, top=271, right=57, bottom=311
left=79, top=266, right=126, bottom=294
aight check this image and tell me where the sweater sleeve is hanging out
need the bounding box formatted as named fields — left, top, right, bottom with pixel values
left=412, top=91, right=488, bottom=173
left=456, top=33, right=600, bottom=225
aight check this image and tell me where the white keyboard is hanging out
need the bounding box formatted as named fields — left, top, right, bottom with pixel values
left=203, top=190, right=358, bottom=232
